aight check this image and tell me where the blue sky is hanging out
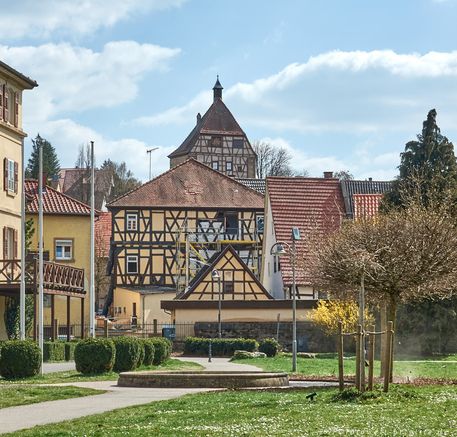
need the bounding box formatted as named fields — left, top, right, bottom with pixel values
left=1, top=0, right=457, bottom=181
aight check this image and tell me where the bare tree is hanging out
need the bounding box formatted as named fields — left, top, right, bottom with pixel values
left=334, top=170, right=354, bottom=181
left=253, top=141, right=295, bottom=178
left=75, top=143, right=92, bottom=169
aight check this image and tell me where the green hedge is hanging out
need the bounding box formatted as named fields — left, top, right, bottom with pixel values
left=43, top=341, right=65, bottom=362
left=139, top=339, right=155, bottom=366
left=258, top=338, right=280, bottom=357
left=0, top=340, right=41, bottom=378
left=150, top=337, right=172, bottom=365
left=74, top=338, right=115, bottom=374
left=184, top=337, right=258, bottom=356
left=113, top=337, right=142, bottom=372
left=65, top=342, right=78, bottom=361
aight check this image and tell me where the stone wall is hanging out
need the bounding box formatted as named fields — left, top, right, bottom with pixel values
left=194, top=321, right=337, bottom=353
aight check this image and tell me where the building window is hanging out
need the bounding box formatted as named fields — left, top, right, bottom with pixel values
left=126, top=255, right=138, bottom=274
left=126, top=213, right=138, bottom=231
left=212, top=161, right=219, bottom=171
left=237, top=165, right=243, bottom=172
left=226, top=162, right=233, bottom=173
left=3, top=158, right=17, bottom=194
left=256, top=215, right=264, bottom=234
left=223, top=281, right=234, bottom=294
left=55, top=240, right=73, bottom=260
left=7, top=159, right=14, bottom=192
left=233, top=138, right=243, bottom=148
left=3, top=227, right=17, bottom=259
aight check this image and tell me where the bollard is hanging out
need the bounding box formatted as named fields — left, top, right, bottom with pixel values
left=337, top=321, right=344, bottom=392
left=208, top=338, right=212, bottom=363
left=104, top=318, right=109, bottom=338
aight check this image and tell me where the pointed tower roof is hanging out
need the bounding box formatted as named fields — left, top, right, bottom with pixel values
left=168, top=79, right=247, bottom=159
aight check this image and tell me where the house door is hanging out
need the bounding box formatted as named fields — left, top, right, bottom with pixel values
left=132, top=302, right=137, bottom=326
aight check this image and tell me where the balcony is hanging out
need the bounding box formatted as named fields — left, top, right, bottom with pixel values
left=0, top=258, right=85, bottom=297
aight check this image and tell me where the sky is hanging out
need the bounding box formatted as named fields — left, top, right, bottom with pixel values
left=2, top=0, right=457, bottom=181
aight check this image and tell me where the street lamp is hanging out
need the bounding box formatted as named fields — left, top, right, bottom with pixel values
left=146, top=147, right=159, bottom=180
left=270, top=227, right=301, bottom=373
left=212, top=269, right=222, bottom=338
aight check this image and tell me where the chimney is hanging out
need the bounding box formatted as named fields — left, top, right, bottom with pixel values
left=323, top=171, right=333, bottom=179
left=368, top=177, right=372, bottom=182
left=213, top=75, right=223, bottom=101
left=196, top=113, right=201, bottom=124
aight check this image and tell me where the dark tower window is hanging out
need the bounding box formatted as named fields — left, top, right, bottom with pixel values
left=233, top=138, right=243, bottom=148
left=225, top=212, right=238, bottom=236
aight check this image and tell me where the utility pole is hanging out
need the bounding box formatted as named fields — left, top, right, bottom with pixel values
left=147, top=147, right=159, bottom=180
left=19, top=138, right=26, bottom=339
left=90, top=141, right=95, bottom=337
left=38, top=142, right=44, bottom=374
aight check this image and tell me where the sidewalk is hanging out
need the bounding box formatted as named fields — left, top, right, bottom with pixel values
left=0, top=382, right=210, bottom=434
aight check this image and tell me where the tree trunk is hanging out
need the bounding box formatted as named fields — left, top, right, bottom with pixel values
left=387, top=295, right=397, bottom=383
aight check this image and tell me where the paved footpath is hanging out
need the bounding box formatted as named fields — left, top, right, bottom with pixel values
left=0, top=357, right=259, bottom=434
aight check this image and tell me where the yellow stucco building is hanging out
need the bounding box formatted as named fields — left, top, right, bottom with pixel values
left=0, top=61, right=37, bottom=339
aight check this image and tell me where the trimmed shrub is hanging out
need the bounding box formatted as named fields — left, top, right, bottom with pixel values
left=65, top=342, right=78, bottom=361
left=43, top=341, right=65, bottom=362
left=150, top=337, right=172, bottom=365
left=184, top=337, right=258, bottom=356
left=74, top=338, right=115, bottom=374
left=231, top=350, right=267, bottom=360
left=139, top=339, right=155, bottom=366
left=113, top=336, right=142, bottom=372
left=0, top=340, right=41, bottom=378
left=259, top=338, right=280, bottom=357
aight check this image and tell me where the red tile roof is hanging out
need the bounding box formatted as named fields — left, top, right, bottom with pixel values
left=353, top=194, right=382, bottom=219
left=267, top=177, right=345, bottom=287
left=25, top=180, right=95, bottom=215
left=168, top=98, right=246, bottom=158
left=95, top=212, right=112, bottom=256
left=108, top=159, right=264, bottom=209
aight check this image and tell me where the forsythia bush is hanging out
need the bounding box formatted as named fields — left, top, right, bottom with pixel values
left=310, top=299, right=374, bottom=335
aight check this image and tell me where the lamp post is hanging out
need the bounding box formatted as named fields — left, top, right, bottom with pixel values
left=212, top=269, right=222, bottom=338
left=270, top=227, right=301, bottom=373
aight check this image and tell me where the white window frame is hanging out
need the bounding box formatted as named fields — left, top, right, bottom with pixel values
left=55, top=239, right=73, bottom=260
left=226, top=162, right=233, bottom=172
left=126, top=255, right=138, bottom=274
left=7, top=159, right=14, bottom=192
left=212, top=161, right=219, bottom=171
left=126, top=213, right=138, bottom=231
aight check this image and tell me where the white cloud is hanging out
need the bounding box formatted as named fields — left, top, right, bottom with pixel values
left=0, top=0, right=186, bottom=40
left=0, top=41, right=180, bottom=121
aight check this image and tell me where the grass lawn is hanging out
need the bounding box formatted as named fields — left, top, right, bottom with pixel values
left=8, top=385, right=457, bottom=436
left=0, top=359, right=203, bottom=385
left=233, top=354, right=457, bottom=380
left=0, top=385, right=102, bottom=409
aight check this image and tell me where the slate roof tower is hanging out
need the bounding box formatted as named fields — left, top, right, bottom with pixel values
left=168, top=77, right=257, bottom=178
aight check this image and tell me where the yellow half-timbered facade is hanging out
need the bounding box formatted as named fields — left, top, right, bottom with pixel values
left=106, top=159, right=265, bottom=322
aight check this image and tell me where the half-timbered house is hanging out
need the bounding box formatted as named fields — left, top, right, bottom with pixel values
left=168, top=77, right=257, bottom=179
left=106, top=159, right=265, bottom=323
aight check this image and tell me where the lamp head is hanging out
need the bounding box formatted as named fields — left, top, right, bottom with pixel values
left=212, top=269, right=220, bottom=279
left=271, top=243, right=287, bottom=256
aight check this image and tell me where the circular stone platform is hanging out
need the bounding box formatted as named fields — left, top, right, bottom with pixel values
left=118, top=371, right=289, bottom=388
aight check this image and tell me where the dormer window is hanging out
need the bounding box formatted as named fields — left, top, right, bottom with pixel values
left=126, top=213, right=138, bottom=231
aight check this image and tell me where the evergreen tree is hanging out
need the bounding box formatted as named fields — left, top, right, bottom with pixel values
left=384, top=109, right=457, bottom=209
left=26, top=134, right=61, bottom=180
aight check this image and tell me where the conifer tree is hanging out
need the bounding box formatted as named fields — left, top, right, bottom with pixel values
left=384, top=109, right=457, bottom=208
left=26, top=134, right=61, bottom=180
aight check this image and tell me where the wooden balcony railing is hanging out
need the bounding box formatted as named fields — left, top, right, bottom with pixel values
left=0, top=259, right=85, bottom=295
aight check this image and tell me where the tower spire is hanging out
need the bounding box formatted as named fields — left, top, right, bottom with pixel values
left=213, top=75, right=223, bottom=101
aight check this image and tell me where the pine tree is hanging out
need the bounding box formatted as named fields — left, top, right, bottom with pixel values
left=26, top=134, right=61, bottom=180
left=384, top=109, right=457, bottom=208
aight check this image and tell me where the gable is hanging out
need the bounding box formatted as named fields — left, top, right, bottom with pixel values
left=180, top=246, right=272, bottom=301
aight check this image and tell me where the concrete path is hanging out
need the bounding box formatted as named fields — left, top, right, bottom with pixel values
left=176, top=356, right=263, bottom=372
left=0, top=382, right=210, bottom=434
left=42, top=361, right=76, bottom=374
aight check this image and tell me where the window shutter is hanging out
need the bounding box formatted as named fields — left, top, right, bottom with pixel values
left=14, top=161, right=18, bottom=193
left=3, top=158, right=8, bottom=192
left=14, top=92, right=18, bottom=127
left=4, top=86, right=8, bottom=122
left=3, top=227, right=7, bottom=259
left=13, top=229, right=17, bottom=259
